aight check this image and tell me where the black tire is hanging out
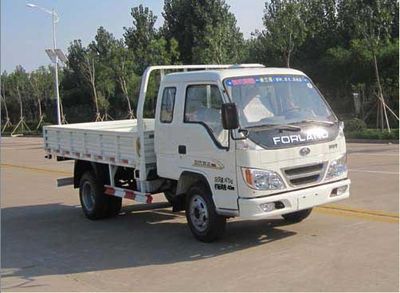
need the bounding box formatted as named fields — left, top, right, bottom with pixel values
left=107, top=195, right=123, bottom=217
left=79, top=171, right=122, bottom=220
left=282, top=208, right=313, bottom=223
left=185, top=183, right=226, bottom=242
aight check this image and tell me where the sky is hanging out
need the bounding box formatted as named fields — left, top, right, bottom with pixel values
left=1, top=0, right=266, bottom=73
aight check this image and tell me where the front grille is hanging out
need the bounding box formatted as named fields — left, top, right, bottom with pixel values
left=283, top=163, right=326, bottom=186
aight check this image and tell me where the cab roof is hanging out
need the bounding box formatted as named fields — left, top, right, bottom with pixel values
left=162, top=67, right=306, bottom=84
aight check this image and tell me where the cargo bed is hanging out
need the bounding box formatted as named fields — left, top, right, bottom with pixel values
left=43, top=119, right=156, bottom=168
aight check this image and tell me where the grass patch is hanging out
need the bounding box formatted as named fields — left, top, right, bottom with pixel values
left=345, top=128, right=399, bottom=140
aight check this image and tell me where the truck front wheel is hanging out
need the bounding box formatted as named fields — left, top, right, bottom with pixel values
left=185, top=184, right=226, bottom=242
left=282, top=208, right=313, bottom=223
left=79, top=171, right=121, bottom=220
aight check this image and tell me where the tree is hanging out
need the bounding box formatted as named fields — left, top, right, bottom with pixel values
left=83, top=51, right=101, bottom=120
left=90, top=27, right=119, bottom=120
left=1, top=71, right=13, bottom=131
left=7, top=66, right=32, bottom=134
left=124, top=5, right=157, bottom=55
left=339, top=0, right=398, bottom=131
left=163, top=0, right=244, bottom=64
left=67, top=40, right=102, bottom=121
left=298, top=0, right=339, bottom=71
left=124, top=5, right=180, bottom=75
left=2, top=0, right=397, bottom=129
left=244, top=30, right=282, bottom=66
left=124, top=5, right=158, bottom=74
left=108, top=40, right=136, bottom=118
left=123, top=4, right=181, bottom=118
left=263, top=0, right=307, bottom=67
left=89, top=26, right=115, bottom=60
left=96, top=65, right=115, bottom=120
left=29, top=66, right=53, bottom=129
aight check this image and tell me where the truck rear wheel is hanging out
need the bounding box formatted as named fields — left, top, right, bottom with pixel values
left=282, top=208, right=313, bottom=223
left=185, top=184, right=226, bottom=242
left=79, top=171, right=121, bottom=220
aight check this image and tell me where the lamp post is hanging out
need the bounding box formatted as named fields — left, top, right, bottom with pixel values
left=27, top=3, right=61, bottom=125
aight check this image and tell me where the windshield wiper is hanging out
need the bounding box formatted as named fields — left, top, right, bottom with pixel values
left=247, top=124, right=301, bottom=132
left=292, top=119, right=336, bottom=126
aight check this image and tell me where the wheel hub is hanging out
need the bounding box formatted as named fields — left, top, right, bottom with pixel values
left=189, top=195, right=209, bottom=232
left=82, top=181, right=95, bottom=212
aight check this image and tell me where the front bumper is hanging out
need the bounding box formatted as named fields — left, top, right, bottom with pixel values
left=238, top=179, right=350, bottom=220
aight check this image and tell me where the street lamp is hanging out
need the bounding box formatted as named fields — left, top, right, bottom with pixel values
left=26, top=3, right=62, bottom=125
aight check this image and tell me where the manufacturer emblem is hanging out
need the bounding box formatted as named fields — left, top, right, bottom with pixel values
left=300, top=147, right=311, bottom=156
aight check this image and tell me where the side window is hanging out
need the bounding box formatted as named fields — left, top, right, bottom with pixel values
left=184, top=84, right=228, bottom=148
left=160, top=87, right=176, bottom=123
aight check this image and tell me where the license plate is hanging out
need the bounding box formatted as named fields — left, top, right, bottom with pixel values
left=298, top=192, right=323, bottom=210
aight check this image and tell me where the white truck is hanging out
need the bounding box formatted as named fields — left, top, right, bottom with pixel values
left=44, top=64, right=350, bottom=242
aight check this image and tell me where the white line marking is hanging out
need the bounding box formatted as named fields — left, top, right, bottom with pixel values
left=349, top=169, right=399, bottom=175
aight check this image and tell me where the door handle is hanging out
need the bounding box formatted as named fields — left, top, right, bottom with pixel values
left=178, top=145, right=186, bottom=154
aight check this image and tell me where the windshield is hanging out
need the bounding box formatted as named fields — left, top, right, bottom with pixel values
left=224, top=75, right=336, bottom=128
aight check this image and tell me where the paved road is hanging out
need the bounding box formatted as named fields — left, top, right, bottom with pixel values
left=1, top=137, right=399, bottom=291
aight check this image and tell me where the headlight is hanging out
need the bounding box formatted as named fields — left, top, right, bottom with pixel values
left=242, top=168, right=286, bottom=190
left=325, top=154, right=347, bottom=180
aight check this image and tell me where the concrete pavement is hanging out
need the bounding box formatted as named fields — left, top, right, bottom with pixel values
left=1, top=137, right=399, bottom=291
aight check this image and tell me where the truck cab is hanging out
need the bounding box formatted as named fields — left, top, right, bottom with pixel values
left=153, top=67, right=350, bottom=240
left=44, top=64, right=350, bottom=242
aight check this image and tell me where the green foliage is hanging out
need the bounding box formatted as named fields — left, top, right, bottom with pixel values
left=97, top=91, right=110, bottom=112
left=1, top=65, right=55, bottom=126
left=263, top=0, right=307, bottom=67
left=244, top=31, right=282, bottom=66
left=29, top=66, right=53, bottom=102
left=344, top=118, right=367, bottom=132
left=1, top=0, right=398, bottom=131
left=340, top=0, right=395, bottom=49
left=124, top=5, right=179, bottom=75
left=163, top=0, right=245, bottom=64
left=124, top=5, right=158, bottom=74
left=346, top=128, right=399, bottom=140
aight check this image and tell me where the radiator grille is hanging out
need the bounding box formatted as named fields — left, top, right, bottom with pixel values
left=283, top=163, right=326, bottom=186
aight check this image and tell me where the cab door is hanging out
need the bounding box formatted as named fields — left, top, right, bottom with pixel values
left=155, top=84, right=182, bottom=178
left=176, top=83, right=238, bottom=210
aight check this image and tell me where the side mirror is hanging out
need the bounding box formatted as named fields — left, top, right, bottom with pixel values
left=221, top=103, right=239, bottom=130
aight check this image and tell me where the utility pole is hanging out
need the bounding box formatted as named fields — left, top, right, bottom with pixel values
left=27, top=3, right=64, bottom=125
left=52, top=9, right=61, bottom=125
